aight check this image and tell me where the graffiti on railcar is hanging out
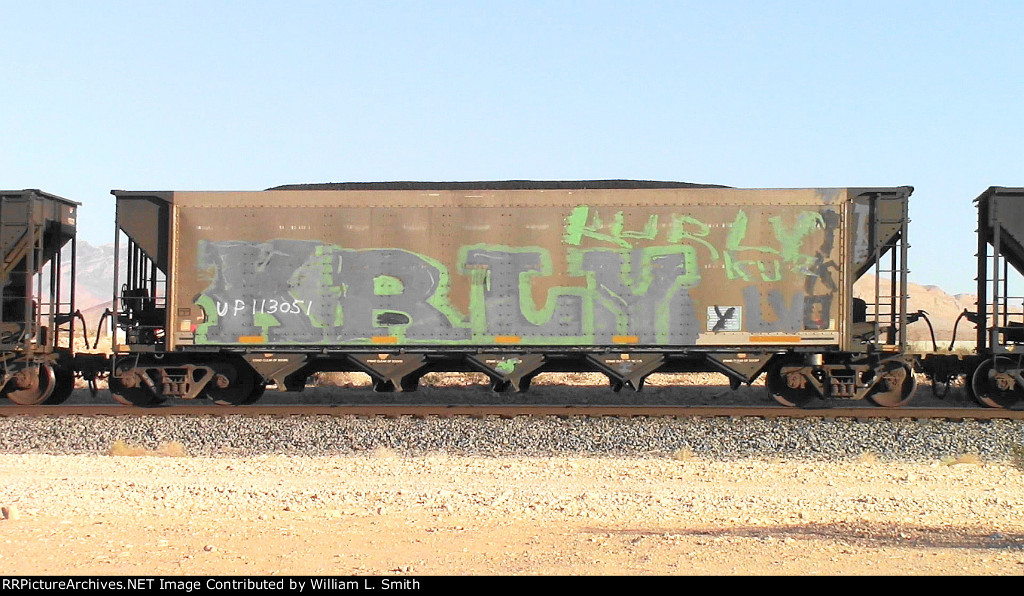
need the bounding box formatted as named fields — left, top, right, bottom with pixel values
left=192, top=206, right=840, bottom=345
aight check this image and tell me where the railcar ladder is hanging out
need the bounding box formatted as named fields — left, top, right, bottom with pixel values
left=974, top=188, right=1024, bottom=353
left=866, top=191, right=910, bottom=350
left=978, top=215, right=1024, bottom=351
left=0, top=203, right=41, bottom=281
left=0, top=195, right=44, bottom=349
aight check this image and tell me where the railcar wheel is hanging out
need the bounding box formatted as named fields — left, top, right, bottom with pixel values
left=3, top=364, right=56, bottom=405
left=44, top=365, right=76, bottom=405
left=867, top=361, right=917, bottom=407
left=205, top=361, right=264, bottom=406
left=765, top=358, right=818, bottom=407
left=971, top=357, right=1024, bottom=409
left=109, top=373, right=164, bottom=407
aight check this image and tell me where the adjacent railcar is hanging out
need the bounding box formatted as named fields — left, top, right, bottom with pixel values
left=0, top=190, right=79, bottom=404
left=919, top=187, right=1024, bottom=408
left=108, top=181, right=913, bottom=406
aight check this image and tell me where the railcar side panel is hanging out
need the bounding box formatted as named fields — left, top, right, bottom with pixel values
left=155, top=187, right=882, bottom=351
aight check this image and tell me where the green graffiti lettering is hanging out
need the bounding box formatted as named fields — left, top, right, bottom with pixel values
left=374, top=275, right=404, bottom=296
left=562, top=206, right=657, bottom=249
left=196, top=202, right=835, bottom=347
left=495, top=358, right=519, bottom=374
left=459, top=244, right=590, bottom=343
left=770, top=211, right=825, bottom=275
left=666, top=214, right=720, bottom=260
left=725, top=211, right=774, bottom=281
left=611, top=211, right=659, bottom=243
left=569, top=246, right=700, bottom=343
left=563, top=206, right=590, bottom=246
left=724, top=209, right=828, bottom=282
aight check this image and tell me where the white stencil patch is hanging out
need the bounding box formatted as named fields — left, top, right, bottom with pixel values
left=707, top=306, right=741, bottom=332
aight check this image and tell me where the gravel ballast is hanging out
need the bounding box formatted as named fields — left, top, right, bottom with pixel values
left=0, top=414, right=1022, bottom=462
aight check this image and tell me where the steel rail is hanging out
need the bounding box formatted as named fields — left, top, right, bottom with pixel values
left=0, top=404, right=1021, bottom=420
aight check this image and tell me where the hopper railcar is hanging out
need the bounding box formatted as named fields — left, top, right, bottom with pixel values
left=0, top=190, right=81, bottom=404
left=104, top=181, right=917, bottom=407
left=917, top=187, right=1024, bottom=409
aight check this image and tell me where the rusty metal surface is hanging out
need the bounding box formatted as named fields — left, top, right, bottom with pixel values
left=112, top=184, right=911, bottom=353
left=0, top=190, right=78, bottom=280
left=976, top=187, right=1024, bottom=275
left=268, top=180, right=726, bottom=191
left=114, top=192, right=170, bottom=271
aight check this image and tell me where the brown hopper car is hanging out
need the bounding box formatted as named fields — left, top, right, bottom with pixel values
left=0, top=190, right=80, bottom=404
left=107, top=182, right=915, bottom=407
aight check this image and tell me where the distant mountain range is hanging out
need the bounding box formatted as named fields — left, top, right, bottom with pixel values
left=852, top=275, right=979, bottom=345
left=66, top=241, right=982, bottom=344
left=72, top=241, right=119, bottom=313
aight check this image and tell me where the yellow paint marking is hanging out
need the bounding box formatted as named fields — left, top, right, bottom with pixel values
left=749, top=335, right=801, bottom=343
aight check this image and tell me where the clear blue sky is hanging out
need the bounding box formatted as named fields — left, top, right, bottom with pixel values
left=3, top=0, right=1022, bottom=294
